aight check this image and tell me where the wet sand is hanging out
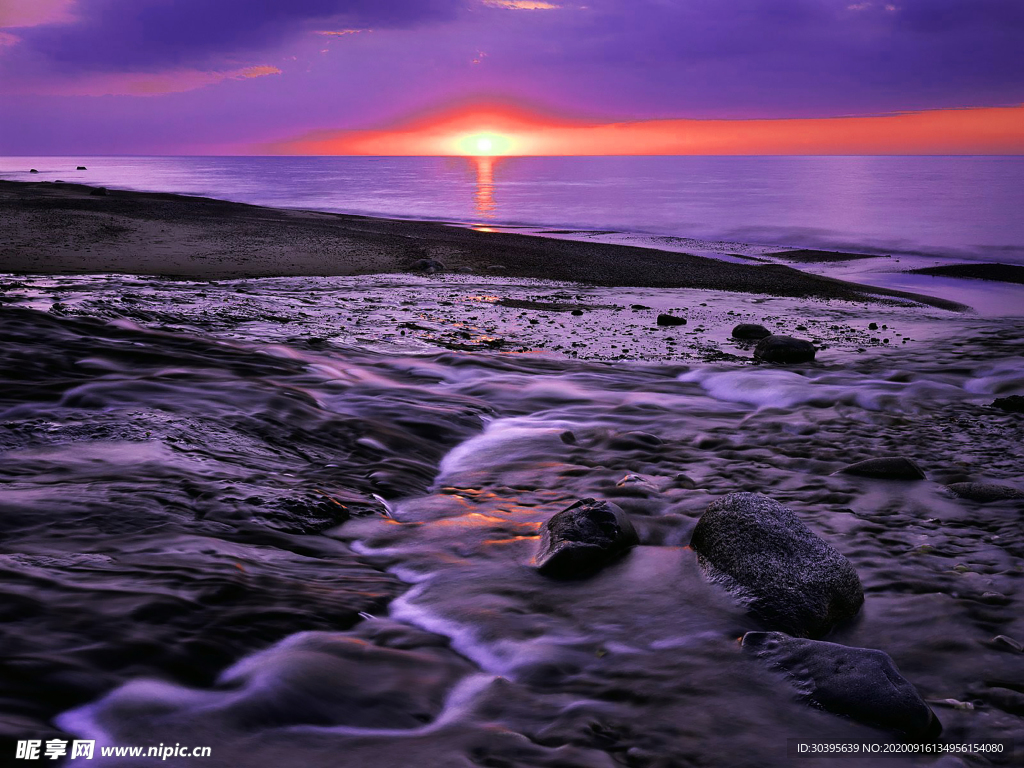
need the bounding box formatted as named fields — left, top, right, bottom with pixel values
left=0, top=180, right=965, bottom=310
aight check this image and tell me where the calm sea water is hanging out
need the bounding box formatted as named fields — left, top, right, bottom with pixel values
left=2, top=155, right=1023, bottom=263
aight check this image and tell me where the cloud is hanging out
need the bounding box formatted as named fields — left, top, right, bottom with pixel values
left=0, top=0, right=77, bottom=29
left=7, top=64, right=282, bottom=97
left=482, top=1, right=561, bottom=9
left=315, top=29, right=371, bottom=36
left=265, top=102, right=1024, bottom=156
left=10, top=0, right=462, bottom=73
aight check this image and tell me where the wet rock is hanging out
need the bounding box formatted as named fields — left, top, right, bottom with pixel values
left=992, top=395, right=1024, bottom=413
left=656, top=313, right=686, bottom=326
left=608, top=431, right=663, bottom=451
left=991, top=635, right=1023, bottom=653
left=409, top=258, right=445, bottom=274
left=672, top=473, right=697, bottom=489
left=690, top=493, right=863, bottom=637
left=612, top=473, right=659, bottom=497
left=89, top=187, right=108, bottom=196
left=731, top=323, right=771, bottom=340
left=836, top=457, right=925, bottom=480
left=945, top=482, right=1024, bottom=502
left=742, top=632, right=941, bottom=739
left=559, top=430, right=577, bottom=445
left=753, top=335, right=816, bottom=364
left=77, top=166, right=87, bottom=170
left=29, top=169, right=39, bottom=174
left=536, top=498, right=639, bottom=578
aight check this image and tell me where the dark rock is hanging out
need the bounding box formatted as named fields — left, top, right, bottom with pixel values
left=571, top=309, right=584, bottom=316
left=630, top=304, right=651, bottom=310
left=753, top=335, right=816, bottom=364
left=77, top=166, right=87, bottom=170
left=29, top=169, right=39, bottom=174
left=992, top=395, right=1024, bottom=413
left=946, top=482, right=1024, bottom=502
left=536, top=498, right=638, bottom=578
left=732, top=323, right=771, bottom=340
left=89, top=187, right=108, bottom=196
left=559, top=430, right=577, bottom=445
left=869, top=322, right=878, bottom=330
left=835, top=457, right=925, bottom=480
left=690, top=493, right=863, bottom=637
left=656, top=313, right=686, bottom=326
left=607, top=431, right=663, bottom=451
left=742, top=632, right=941, bottom=740
left=409, top=258, right=445, bottom=274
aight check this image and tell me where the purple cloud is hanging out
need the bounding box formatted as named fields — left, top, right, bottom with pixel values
left=10, top=0, right=462, bottom=73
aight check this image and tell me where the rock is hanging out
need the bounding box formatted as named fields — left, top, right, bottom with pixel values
left=656, top=313, right=686, bottom=326
left=753, top=335, right=816, bottom=364
left=536, top=498, right=638, bottom=578
left=835, top=457, right=925, bottom=480
left=743, top=632, right=941, bottom=739
left=89, top=187, right=107, bottom=196
left=559, top=430, right=577, bottom=445
left=992, top=395, right=1024, bottom=413
left=29, top=169, right=39, bottom=173
left=690, top=493, right=863, bottom=637
left=630, top=304, right=651, bottom=310
left=991, top=635, right=1023, bottom=653
left=869, top=322, right=878, bottom=330
left=409, top=258, right=445, bottom=274
left=77, top=166, right=87, bottom=170
left=608, top=431, right=663, bottom=451
left=731, top=323, right=771, bottom=340
left=570, top=309, right=584, bottom=316
left=946, top=482, right=1024, bottom=502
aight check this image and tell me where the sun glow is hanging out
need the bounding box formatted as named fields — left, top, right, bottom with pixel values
left=456, top=131, right=514, bottom=156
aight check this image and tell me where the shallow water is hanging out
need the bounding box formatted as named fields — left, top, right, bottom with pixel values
left=1, top=274, right=1022, bottom=766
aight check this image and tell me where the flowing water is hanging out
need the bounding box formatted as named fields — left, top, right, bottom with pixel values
left=2, top=155, right=1024, bottom=265
left=1, top=274, right=1021, bottom=766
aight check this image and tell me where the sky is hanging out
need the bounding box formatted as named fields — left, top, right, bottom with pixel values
left=1, top=0, right=1022, bottom=155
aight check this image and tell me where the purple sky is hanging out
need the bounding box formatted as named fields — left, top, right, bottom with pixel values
left=1, top=0, right=1022, bottom=154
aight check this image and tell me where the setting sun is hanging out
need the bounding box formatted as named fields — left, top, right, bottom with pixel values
left=455, top=131, right=514, bottom=156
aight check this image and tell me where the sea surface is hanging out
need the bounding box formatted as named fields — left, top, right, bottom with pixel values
left=2, top=155, right=1024, bottom=265
left=0, top=274, right=1022, bottom=767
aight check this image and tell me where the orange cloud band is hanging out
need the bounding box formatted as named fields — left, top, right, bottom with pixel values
left=266, top=104, right=1024, bottom=156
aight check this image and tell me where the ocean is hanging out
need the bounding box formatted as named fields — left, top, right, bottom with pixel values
left=2, top=154, right=1023, bottom=264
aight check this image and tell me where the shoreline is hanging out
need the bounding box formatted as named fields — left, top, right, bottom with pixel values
left=0, top=179, right=969, bottom=311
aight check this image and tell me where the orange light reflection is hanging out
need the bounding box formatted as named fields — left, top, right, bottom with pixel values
left=473, top=156, right=497, bottom=218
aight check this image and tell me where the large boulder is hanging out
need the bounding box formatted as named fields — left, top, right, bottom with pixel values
left=732, top=323, right=772, bottom=340
left=536, top=498, right=638, bottom=578
left=690, top=493, right=863, bottom=637
left=946, top=482, right=1024, bottom=502
left=835, top=457, right=925, bottom=480
left=742, top=632, right=941, bottom=740
left=753, top=335, right=816, bottom=364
